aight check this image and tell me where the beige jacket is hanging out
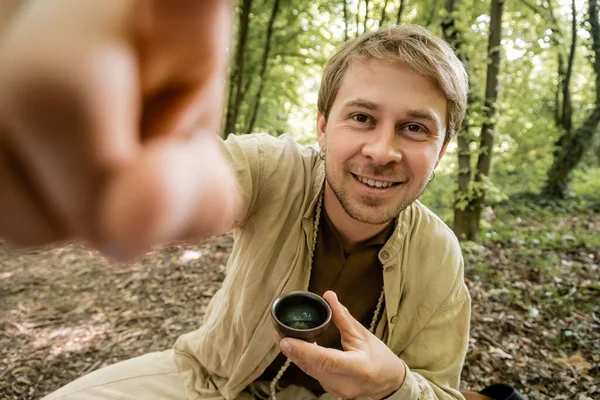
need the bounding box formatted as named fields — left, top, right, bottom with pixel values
left=173, top=134, right=471, bottom=400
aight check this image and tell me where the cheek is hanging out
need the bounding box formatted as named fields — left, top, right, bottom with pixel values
left=328, top=136, right=361, bottom=160
left=403, top=149, right=439, bottom=174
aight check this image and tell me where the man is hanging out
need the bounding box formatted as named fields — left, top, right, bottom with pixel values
left=0, top=2, right=523, bottom=400
left=40, top=23, right=471, bottom=399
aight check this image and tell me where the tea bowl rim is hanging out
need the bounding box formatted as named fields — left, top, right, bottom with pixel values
left=271, top=290, right=332, bottom=334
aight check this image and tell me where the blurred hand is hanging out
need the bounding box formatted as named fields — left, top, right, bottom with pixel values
left=0, top=0, right=239, bottom=259
left=277, top=291, right=406, bottom=400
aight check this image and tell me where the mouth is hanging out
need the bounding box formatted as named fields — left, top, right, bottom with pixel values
left=351, top=173, right=403, bottom=189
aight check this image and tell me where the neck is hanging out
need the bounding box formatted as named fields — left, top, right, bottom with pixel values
left=323, top=182, right=390, bottom=251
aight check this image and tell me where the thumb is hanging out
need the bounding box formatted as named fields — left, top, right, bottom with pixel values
left=323, top=291, right=363, bottom=340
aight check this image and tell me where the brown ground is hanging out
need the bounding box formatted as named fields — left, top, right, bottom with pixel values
left=1, top=224, right=598, bottom=399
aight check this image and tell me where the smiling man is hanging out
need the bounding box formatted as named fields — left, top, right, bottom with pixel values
left=44, top=25, right=473, bottom=400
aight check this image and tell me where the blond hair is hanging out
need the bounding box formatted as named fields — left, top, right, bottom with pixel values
left=318, top=25, right=468, bottom=143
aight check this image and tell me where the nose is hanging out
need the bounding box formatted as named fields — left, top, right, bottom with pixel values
left=361, top=126, right=402, bottom=165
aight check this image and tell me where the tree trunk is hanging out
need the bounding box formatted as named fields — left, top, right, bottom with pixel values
left=343, top=0, right=349, bottom=40
left=555, top=54, right=564, bottom=126
left=468, top=0, right=504, bottom=241
left=379, top=0, right=389, bottom=27
left=543, top=0, right=600, bottom=198
left=561, top=0, right=577, bottom=134
left=396, top=0, right=405, bottom=25
left=356, top=0, right=361, bottom=36
left=453, top=131, right=478, bottom=241
left=364, top=0, right=369, bottom=32
left=425, top=0, right=440, bottom=27
left=245, top=0, right=281, bottom=135
left=224, top=0, right=253, bottom=136
left=442, top=0, right=479, bottom=241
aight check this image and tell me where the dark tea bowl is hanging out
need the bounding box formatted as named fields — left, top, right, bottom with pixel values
left=271, top=291, right=332, bottom=342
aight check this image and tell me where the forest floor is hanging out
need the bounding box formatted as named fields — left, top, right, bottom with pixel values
left=1, top=200, right=599, bottom=400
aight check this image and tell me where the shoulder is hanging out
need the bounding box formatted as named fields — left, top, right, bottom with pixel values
left=405, top=201, right=460, bottom=255
left=399, top=201, right=468, bottom=310
left=222, top=133, right=323, bottom=222
left=224, top=133, right=318, bottom=171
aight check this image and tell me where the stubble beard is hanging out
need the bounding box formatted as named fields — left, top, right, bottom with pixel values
left=325, top=169, right=422, bottom=225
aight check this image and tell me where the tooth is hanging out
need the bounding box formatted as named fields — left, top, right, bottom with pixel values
left=367, top=179, right=375, bottom=186
left=375, top=181, right=383, bottom=188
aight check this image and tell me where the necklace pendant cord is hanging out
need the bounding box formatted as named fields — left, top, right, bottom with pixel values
left=270, top=193, right=386, bottom=400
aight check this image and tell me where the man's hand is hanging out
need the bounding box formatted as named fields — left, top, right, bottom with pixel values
left=0, top=0, right=239, bottom=258
left=277, top=291, right=406, bottom=399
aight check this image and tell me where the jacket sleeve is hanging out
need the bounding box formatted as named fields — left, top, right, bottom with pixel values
left=219, top=133, right=265, bottom=228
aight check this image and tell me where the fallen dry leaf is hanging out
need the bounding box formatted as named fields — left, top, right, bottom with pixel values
left=552, top=353, right=593, bottom=374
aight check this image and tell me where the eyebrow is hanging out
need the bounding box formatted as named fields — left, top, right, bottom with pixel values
left=342, top=99, right=382, bottom=111
left=406, top=109, right=443, bottom=134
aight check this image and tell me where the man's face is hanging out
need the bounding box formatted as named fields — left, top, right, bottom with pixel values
left=317, top=58, right=449, bottom=225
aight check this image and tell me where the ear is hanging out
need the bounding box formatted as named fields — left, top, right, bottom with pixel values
left=316, top=112, right=327, bottom=150
left=434, top=141, right=449, bottom=169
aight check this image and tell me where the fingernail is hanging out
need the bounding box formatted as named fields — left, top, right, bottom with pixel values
left=280, top=340, right=292, bottom=354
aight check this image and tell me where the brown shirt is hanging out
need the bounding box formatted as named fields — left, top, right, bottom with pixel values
left=259, top=209, right=395, bottom=394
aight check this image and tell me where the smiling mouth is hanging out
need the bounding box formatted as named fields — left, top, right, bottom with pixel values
left=352, top=173, right=403, bottom=189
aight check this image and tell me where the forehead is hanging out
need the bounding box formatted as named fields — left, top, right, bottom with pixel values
left=333, top=58, right=447, bottom=122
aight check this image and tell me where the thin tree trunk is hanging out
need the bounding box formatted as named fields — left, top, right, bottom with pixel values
left=453, top=130, right=477, bottom=240
left=356, top=0, right=361, bottom=36
left=543, top=0, right=600, bottom=198
left=425, top=0, right=440, bottom=27
left=468, top=0, right=504, bottom=241
left=442, top=0, right=478, bottom=241
left=364, top=0, right=369, bottom=32
left=343, top=0, right=349, bottom=40
left=246, top=0, right=281, bottom=135
left=518, top=0, right=567, bottom=128
left=561, top=0, right=577, bottom=133
left=224, top=0, right=253, bottom=136
left=379, top=0, right=389, bottom=27
left=555, top=54, right=564, bottom=126
left=396, top=0, right=405, bottom=25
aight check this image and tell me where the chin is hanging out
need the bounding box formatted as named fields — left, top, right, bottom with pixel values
left=345, top=203, right=400, bottom=225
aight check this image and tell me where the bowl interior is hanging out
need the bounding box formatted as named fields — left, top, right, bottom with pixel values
left=274, top=293, right=329, bottom=330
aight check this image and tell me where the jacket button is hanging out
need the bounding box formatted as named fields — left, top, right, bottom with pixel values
left=380, top=250, right=389, bottom=260
left=391, top=315, right=398, bottom=324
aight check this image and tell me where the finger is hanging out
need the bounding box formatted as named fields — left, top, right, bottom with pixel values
left=0, top=140, right=65, bottom=246
left=134, top=0, right=231, bottom=138
left=134, top=0, right=232, bottom=94
left=280, top=338, right=357, bottom=376
left=140, top=74, right=224, bottom=140
left=273, top=332, right=281, bottom=344
left=99, top=134, right=239, bottom=254
left=0, top=0, right=140, bottom=242
left=323, top=291, right=365, bottom=340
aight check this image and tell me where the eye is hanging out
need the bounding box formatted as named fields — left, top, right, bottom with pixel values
left=405, top=124, right=424, bottom=133
left=352, top=113, right=371, bottom=124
